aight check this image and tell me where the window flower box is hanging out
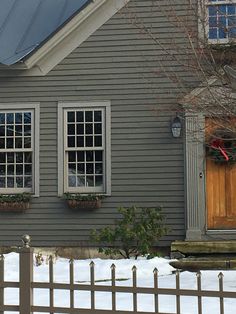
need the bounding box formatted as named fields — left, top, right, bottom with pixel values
left=0, top=193, right=31, bottom=212
left=0, top=201, right=30, bottom=212
left=64, top=193, right=103, bottom=210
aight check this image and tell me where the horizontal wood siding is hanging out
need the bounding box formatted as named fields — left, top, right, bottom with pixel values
left=0, top=0, right=198, bottom=247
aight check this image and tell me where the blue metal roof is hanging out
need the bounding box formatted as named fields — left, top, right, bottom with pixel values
left=0, top=0, right=92, bottom=65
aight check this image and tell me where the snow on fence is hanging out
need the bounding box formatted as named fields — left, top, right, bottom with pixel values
left=0, top=237, right=236, bottom=314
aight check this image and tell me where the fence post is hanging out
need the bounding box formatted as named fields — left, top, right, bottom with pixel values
left=132, top=266, right=137, bottom=313
left=153, top=268, right=159, bottom=314
left=0, top=254, right=4, bottom=314
left=218, top=272, right=224, bottom=314
left=19, top=235, right=33, bottom=314
left=176, top=270, right=181, bottom=314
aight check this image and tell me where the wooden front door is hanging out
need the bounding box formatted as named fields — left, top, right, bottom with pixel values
left=206, top=118, right=236, bottom=229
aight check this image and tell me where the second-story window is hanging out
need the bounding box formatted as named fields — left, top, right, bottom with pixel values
left=207, top=0, right=236, bottom=43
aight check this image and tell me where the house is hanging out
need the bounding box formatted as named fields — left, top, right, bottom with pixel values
left=0, top=0, right=235, bottom=249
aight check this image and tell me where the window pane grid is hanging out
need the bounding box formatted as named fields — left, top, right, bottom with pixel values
left=66, top=109, right=103, bottom=149
left=0, top=112, right=32, bottom=150
left=207, top=1, right=236, bottom=40
left=67, top=150, right=103, bottom=188
left=0, top=111, right=33, bottom=191
left=0, top=152, right=32, bottom=189
left=65, top=109, right=104, bottom=191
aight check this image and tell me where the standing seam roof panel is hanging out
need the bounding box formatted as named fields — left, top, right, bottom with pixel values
left=0, top=0, right=92, bottom=65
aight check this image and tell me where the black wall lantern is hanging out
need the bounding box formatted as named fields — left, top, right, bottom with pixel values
left=171, top=116, right=182, bottom=138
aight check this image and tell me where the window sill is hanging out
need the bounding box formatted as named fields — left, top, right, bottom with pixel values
left=204, top=44, right=236, bottom=64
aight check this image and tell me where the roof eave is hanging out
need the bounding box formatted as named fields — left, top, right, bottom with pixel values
left=17, top=0, right=130, bottom=76
left=0, top=63, right=28, bottom=71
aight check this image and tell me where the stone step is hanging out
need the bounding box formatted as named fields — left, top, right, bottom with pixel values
left=171, top=241, right=236, bottom=257
left=170, top=257, right=236, bottom=271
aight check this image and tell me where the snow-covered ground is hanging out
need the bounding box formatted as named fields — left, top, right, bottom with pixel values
left=3, top=253, right=236, bottom=314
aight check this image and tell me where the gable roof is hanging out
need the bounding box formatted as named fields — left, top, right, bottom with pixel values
left=179, top=66, right=236, bottom=114
left=0, top=0, right=92, bottom=65
left=0, top=0, right=130, bottom=75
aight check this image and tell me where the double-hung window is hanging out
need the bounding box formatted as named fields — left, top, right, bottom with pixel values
left=206, top=0, right=236, bottom=43
left=0, top=104, right=39, bottom=195
left=58, top=102, right=111, bottom=195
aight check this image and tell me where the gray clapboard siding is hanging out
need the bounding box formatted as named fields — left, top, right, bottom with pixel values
left=0, top=0, right=198, bottom=247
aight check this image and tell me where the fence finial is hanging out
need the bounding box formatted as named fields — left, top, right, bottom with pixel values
left=21, top=234, right=31, bottom=248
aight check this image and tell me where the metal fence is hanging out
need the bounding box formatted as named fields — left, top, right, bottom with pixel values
left=0, top=236, right=236, bottom=314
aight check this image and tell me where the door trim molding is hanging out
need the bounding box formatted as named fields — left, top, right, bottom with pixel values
left=185, top=112, right=206, bottom=240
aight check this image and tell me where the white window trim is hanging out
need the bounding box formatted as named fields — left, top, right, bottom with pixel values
left=0, top=103, right=40, bottom=197
left=58, top=101, right=111, bottom=196
left=200, top=0, right=236, bottom=45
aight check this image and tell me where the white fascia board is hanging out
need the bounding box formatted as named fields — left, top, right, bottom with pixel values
left=23, top=0, right=130, bottom=76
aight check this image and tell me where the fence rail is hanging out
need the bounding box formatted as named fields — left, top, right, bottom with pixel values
left=0, top=236, right=235, bottom=314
